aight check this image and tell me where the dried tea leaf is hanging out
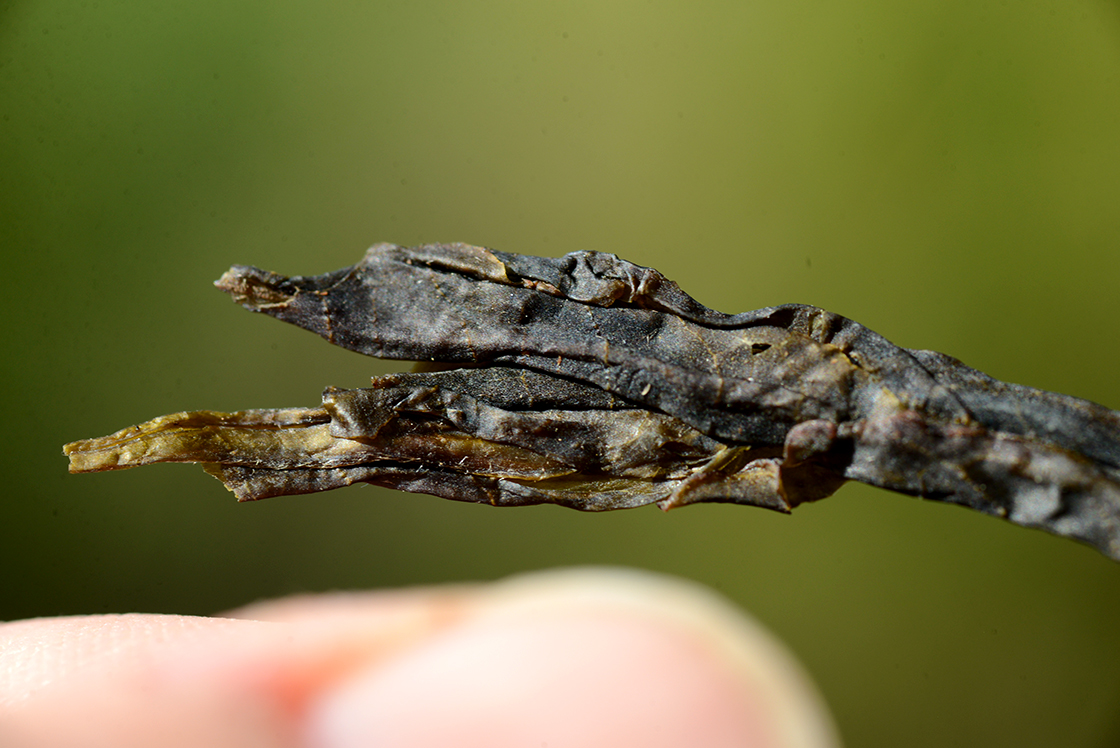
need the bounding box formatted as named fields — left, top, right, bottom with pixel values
left=65, top=243, right=1120, bottom=560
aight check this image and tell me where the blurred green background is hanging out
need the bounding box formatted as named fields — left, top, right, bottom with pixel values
left=3, top=1, right=1120, bottom=744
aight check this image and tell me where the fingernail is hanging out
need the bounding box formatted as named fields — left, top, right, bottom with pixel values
left=303, top=568, right=839, bottom=748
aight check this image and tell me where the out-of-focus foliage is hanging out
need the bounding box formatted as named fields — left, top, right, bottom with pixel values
left=2, top=3, right=1119, bottom=746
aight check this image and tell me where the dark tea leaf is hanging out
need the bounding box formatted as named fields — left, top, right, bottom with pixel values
left=65, top=243, right=1120, bottom=560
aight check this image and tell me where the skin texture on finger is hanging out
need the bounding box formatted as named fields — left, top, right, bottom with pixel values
left=0, top=614, right=300, bottom=748
left=0, top=568, right=840, bottom=748
left=0, top=590, right=465, bottom=748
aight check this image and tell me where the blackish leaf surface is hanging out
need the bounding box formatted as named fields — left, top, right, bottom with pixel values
left=65, top=244, right=1120, bottom=560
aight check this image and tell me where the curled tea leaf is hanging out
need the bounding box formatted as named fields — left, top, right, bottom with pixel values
left=65, top=243, right=1120, bottom=561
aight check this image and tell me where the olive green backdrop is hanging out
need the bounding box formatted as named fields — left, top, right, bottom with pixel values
left=3, top=2, right=1120, bottom=745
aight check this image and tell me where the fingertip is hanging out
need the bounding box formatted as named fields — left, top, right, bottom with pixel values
left=304, top=568, right=839, bottom=748
left=0, top=569, right=838, bottom=748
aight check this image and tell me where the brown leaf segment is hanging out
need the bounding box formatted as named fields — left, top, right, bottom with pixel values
left=64, top=243, right=1120, bottom=560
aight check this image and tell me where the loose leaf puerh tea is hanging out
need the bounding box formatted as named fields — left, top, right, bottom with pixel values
left=64, top=243, right=1120, bottom=560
